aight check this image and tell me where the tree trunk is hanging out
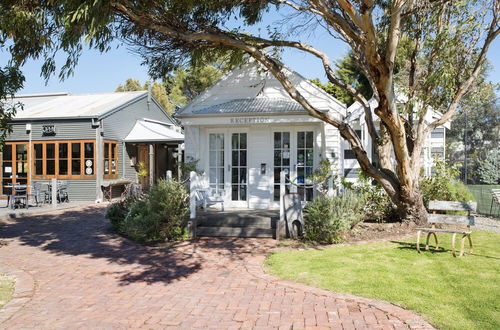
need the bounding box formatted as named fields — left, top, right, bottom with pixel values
left=393, top=184, right=428, bottom=225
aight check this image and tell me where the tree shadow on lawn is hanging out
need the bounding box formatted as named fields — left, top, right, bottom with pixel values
left=391, top=240, right=500, bottom=259
left=0, top=206, right=270, bottom=285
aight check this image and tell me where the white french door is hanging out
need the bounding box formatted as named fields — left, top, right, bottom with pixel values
left=271, top=128, right=316, bottom=208
left=229, top=132, right=248, bottom=207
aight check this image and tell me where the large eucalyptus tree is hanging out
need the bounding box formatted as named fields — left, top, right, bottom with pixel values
left=1, top=0, right=499, bottom=223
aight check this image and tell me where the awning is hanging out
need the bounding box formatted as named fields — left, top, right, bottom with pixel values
left=124, top=119, right=184, bottom=143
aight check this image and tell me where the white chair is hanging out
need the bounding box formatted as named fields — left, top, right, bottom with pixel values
left=195, top=189, right=224, bottom=212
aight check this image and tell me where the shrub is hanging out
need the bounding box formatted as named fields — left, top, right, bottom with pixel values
left=303, top=190, right=365, bottom=244
left=420, top=160, right=475, bottom=207
left=106, top=179, right=190, bottom=243
left=351, top=171, right=397, bottom=222
left=105, top=195, right=139, bottom=231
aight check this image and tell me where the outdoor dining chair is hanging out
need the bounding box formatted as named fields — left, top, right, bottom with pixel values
left=11, top=183, right=29, bottom=209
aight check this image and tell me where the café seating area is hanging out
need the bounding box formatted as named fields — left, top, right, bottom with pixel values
left=4, top=181, right=70, bottom=210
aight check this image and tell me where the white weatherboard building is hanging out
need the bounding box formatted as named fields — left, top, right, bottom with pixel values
left=178, top=62, right=448, bottom=210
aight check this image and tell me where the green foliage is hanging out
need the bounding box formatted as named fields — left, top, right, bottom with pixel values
left=351, top=172, right=397, bottom=222
left=0, top=64, right=24, bottom=143
left=303, top=190, right=366, bottom=244
left=420, top=160, right=475, bottom=207
left=115, top=79, right=174, bottom=113
left=447, top=80, right=499, bottom=183
left=310, top=53, right=372, bottom=106
left=136, top=161, right=148, bottom=179
left=105, top=195, right=139, bottom=231
left=105, top=179, right=189, bottom=243
left=477, top=150, right=500, bottom=184
left=308, top=158, right=335, bottom=196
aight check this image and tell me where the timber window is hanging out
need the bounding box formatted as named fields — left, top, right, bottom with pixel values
left=32, top=140, right=95, bottom=179
left=104, top=141, right=118, bottom=179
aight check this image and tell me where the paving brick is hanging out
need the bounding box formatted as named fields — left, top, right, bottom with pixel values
left=0, top=205, right=434, bottom=329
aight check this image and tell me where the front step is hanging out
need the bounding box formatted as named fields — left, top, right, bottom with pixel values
left=197, top=217, right=276, bottom=228
left=196, top=226, right=274, bottom=238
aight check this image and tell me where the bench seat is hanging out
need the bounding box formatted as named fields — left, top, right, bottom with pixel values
left=415, top=228, right=471, bottom=235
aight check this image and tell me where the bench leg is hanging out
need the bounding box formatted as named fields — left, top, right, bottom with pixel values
left=416, top=230, right=422, bottom=253
left=425, top=232, right=439, bottom=251
left=451, top=233, right=457, bottom=257
left=459, top=235, right=467, bottom=257
left=467, top=234, right=473, bottom=254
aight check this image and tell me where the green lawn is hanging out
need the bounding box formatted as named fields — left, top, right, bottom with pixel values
left=0, top=273, right=13, bottom=309
left=266, top=231, right=500, bottom=330
left=467, top=184, right=500, bottom=217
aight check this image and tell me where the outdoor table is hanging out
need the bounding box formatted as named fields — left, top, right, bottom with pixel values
left=3, top=184, right=28, bottom=209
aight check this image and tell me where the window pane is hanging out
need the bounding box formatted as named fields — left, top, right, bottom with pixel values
left=240, top=150, right=246, bottom=166
left=111, top=143, right=116, bottom=158
left=232, top=134, right=238, bottom=150
left=104, top=143, right=109, bottom=159
left=111, top=160, right=116, bottom=174
left=3, top=162, right=12, bottom=177
left=274, top=132, right=281, bottom=148
left=282, top=132, right=290, bottom=147
left=72, top=159, right=81, bottom=175
left=59, top=160, right=68, bottom=175
left=240, top=133, right=247, bottom=149
left=297, top=132, right=305, bottom=148
left=35, top=160, right=43, bottom=175
left=46, top=144, right=55, bottom=159
left=59, top=143, right=68, bottom=158
left=72, top=143, right=81, bottom=159
left=306, top=131, right=314, bottom=148
left=46, top=160, right=55, bottom=175
left=3, top=144, right=12, bottom=160
left=34, top=144, right=43, bottom=159
left=84, top=143, right=93, bottom=158
left=16, top=144, right=27, bottom=161
left=104, top=160, right=109, bottom=174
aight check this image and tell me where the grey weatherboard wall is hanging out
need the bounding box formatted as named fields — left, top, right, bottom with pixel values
left=7, top=119, right=96, bottom=141
left=102, top=96, right=176, bottom=181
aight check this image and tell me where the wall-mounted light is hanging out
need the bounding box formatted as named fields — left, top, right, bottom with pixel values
left=25, top=123, right=32, bottom=133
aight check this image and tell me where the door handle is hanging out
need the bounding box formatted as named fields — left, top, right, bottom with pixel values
left=227, top=164, right=231, bottom=172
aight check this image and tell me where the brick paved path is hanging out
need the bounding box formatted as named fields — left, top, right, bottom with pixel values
left=0, top=205, right=434, bottom=329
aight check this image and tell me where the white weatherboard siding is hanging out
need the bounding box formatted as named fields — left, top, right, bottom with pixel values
left=179, top=61, right=346, bottom=209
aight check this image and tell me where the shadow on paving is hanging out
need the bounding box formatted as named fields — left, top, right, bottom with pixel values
left=0, top=206, right=271, bottom=286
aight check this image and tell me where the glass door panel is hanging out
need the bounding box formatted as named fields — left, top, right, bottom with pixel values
left=296, top=131, right=314, bottom=201
left=208, top=133, right=225, bottom=193
left=273, top=132, right=291, bottom=201
left=231, top=133, right=247, bottom=201
left=1, top=144, right=13, bottom=195
left=15, top=144, right=28, bottom=185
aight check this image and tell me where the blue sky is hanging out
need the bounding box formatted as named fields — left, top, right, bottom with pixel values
left=12, top=19, right=500, bottom=96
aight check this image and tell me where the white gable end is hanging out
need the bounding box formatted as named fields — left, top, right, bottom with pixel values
left=178, top=62, right=346, bottom=119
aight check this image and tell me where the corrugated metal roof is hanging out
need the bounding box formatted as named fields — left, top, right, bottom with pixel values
left=192, top=98, right=306, bottom=115
left=124, top=119, right=184, bottom=142
left=11, top=91, right=147, bottom=120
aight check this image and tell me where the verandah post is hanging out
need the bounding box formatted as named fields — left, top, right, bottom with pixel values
left=277, top=170, right=286, bottom=239
left=51, top=178, right=57, bottom=208
left=327, top=170, right=334, bottom=197
left=189, top=171, right=197, bottom=238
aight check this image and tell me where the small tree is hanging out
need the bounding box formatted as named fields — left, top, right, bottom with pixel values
left=477, top=151, right=500, bottom=184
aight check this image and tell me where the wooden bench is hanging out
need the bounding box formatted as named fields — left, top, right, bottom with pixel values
left=416, top=200, right=477, bottom=257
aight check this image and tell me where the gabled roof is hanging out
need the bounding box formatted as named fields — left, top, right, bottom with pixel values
left=193, top=98, right=308, bottom=115
left=178, top=61, right=346, bottom=118
left=11, top=91, right=148, bottom=120
left=124, top=118, right=184, bottom=143
left=347, top=97, right=451, bottom=129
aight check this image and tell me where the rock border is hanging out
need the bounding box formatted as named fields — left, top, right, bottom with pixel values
left=0, top=264, right=35, bottom=324
left=245, top=254, right=436, bottom=330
